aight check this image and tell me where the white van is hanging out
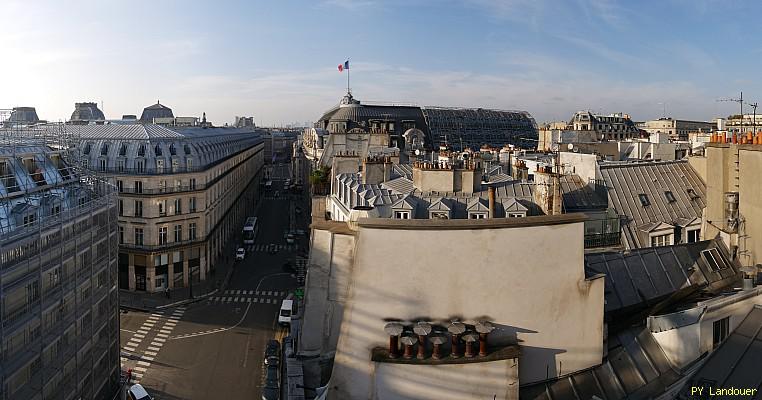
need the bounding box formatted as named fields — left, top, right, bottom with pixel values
left=127, top=384, right=152, bottom=400
left=278, top=299, right=293, bottom=326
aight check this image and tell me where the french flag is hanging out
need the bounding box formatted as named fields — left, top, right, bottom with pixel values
left=338, top=60, right=349, bottom=72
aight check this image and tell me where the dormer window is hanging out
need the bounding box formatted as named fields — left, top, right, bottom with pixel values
left=155, top=144, right=163, bottom=156
left=638, top=194, right=650, bottom=207
left=184, top=144, right=192, bottom=155
left=687, top=188, right=699, bottom=200
left=169, top=143, right=177, bottom=156
left=469, top=212, right=487, bottom=219
left=83, top=143, right=92, bottom=155
left=100, top=143, right=109, bottom=156
left=430, top=211, right=449, bottom=219
left=119, top=143, right=127, bottom=156
left=138, top=145, right=146, bottom=157
left=394, top=210, right=410, bottom=220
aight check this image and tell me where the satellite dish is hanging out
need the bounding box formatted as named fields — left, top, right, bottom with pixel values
left=415, top=149, right=421, bottom=156
left=567, top=143, right=574, bottom=150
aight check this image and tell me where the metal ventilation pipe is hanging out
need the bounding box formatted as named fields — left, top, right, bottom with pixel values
left=384, top=323, right=404, bottom=359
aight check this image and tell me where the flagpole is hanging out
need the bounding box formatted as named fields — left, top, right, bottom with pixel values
left=347, top=61, right=350, bottom=94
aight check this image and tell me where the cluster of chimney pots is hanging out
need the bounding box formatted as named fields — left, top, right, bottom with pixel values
left=383, top=321, right=495, bottom=360
left=710, top=131, right=762, bottom=144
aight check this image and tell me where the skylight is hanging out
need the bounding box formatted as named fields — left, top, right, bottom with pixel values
left=664, top=191, right=676, bottom=203
left=638, top=193, right=650, bottom=207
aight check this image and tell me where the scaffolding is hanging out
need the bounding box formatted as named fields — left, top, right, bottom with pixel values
left=0, top=116, right=120, bottom=400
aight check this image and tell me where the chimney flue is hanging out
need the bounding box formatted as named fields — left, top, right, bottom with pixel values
left=463, top=333, right=479, bottom=358
left=488, top=186, right=496, bottom=218
left=413, top=322, right=432, bottom=360
left=448, top=322, right=466, bottom=358
left=400, top=336, right=417, bottom=359
left=475, top=321, right=495, bottom=357
left=384, top=323, right=404, bottom=359
left=430, top=334, right=446, bottom=360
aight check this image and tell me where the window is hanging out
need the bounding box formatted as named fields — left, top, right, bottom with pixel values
left=117, top=159, right=125, bottom=173
left=158, top=200, right=167, bottom=216
left=650, top=233, right=671, bottom=247
left=174, top=179, right=181, bottom=190
left=119, top=143, right=127, bottom=156
left=174, top=198, right=182, bottom=215
left=187, top=158, right=193, bottom=169
left=664, top=191, right=676, bottom=203
left=158, top=227, right=168, bottom=245
left=118, top=200, right=123, bottom=216
left=189, top=223, right=197, bottom=240
left=155, top=144, right=163, bottom=156
left=158, top=180, right=166, bottom=193
left=136, top=160, right=145, bottom=173
left=99, top=159, right=106, bottom=172
left=50, top=204, right=60, bottom=216
left=134, top=181, right=143, bottom=194
left=118, top=227, right=124, bottom=244
left=174, top=224, right=182, bottom=242
left=82, top=159, right=89, bottom=169
left=116, top=180, right=123, bottom=192
left=394, top=210, right=410, bottom=219
left=172, top=159, right=179, bottom=173
left=189, top=197, right=197, bottom=213
left=156, top=159, right=164, bottom=173
left=701, top=248, right=730, bottom=272
left=713, top=317, right=730, bottom=348
left=134, top=228, right=144, bottom=245
left=469, top=213, right=487, bottom=219
left=134, top=200, right=143, bottom=217
left=508, top=213, right=525, bottom=218
left=687, top=229, right=700, bottom=243
left=23, top=213, right=37, bottom=226
left=138, top=145, right=145, bottom=157
left=638, top=193, right=651, bottom=207
left=189, top=178, right=196, bottom=190
left=430, top=211, right=449, bottom=219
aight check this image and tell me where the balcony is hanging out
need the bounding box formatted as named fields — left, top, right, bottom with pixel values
left=120, top=238, right=204, bottom=252
left=2, top=298, right=40, bottom=332
left=119, top=184, right=204, bottom=195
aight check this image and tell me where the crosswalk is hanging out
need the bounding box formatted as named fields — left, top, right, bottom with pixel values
left=122, top=306, right=186, bottom=384
left=262, top=195, right=289, bottom=200
left=246, top=243, right=297, bottom=252
left=209, top=289, right=288, bottom=304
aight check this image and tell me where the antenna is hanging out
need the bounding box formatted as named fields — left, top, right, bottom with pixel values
left=717, top=91, right=744, bottom=132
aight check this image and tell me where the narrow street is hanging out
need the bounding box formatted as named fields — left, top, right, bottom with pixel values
left=119, top=163, right=307, bottom=399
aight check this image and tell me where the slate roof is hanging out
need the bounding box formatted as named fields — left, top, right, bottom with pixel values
left=599, top=160, right=706, bottom=249
left=560, top=174, right=608, bottom=211
left=585, top=239, right=741, bottom=316
left=521, top=326, right=683, bottom=400
left=678, top=305, right=762, bottom=399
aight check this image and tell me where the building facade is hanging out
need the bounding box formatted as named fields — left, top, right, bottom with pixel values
left=0, top=129, right=120, bottom=400
left=70, top=124, right=264, bottom=293
left=568, top=111, right=641, bottom=141
left=641, top=118, right=712, bottom=141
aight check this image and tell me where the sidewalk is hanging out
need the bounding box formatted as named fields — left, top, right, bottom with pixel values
left=119, top=192, right=264, bottom=311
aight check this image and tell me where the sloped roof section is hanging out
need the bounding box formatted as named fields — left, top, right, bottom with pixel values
left=678, top=305, right=762, bottom=399
left=599, top=160, right=706, bottom=249
left=584, top=239, right=741, bottom=316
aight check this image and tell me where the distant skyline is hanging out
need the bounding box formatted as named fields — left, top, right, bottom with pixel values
left=1, top=0, right=760, bottom=126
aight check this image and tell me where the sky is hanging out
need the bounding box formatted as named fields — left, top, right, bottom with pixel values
left=1, top=0, right=760, bottom=126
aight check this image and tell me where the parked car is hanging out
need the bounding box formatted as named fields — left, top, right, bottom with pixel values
left=261, top=364, right=280, bottom=400
left=235, top=247, right=246, bottom=261
left=264, top=339, right=280, bottom=366
left=127, top=384, right=152, bottom=400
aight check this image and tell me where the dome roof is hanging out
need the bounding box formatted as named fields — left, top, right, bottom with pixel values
left=71, top=102, right=105, bottom=121
left=140, top=101, right=174, bottom=122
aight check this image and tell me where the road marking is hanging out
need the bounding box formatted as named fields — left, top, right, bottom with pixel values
left=144, top=351, right=157, bottom=357
left=123, top=346, right=136, bottom=352
left=147, top=346, right=161, bottom=351
left=235, top=297, right=240, bottom=302
left=164, top=321, right=177, bottom=327
left=120, top=328, right=136, bottom=334
left=133, top=334, right=145, bottom=339
left=247, top=298, right=252, bottom=303
left=150, top=341, right=164, bottom=347
left=168, top=316, right=181, bottom=321
left=171, top=302, right=253, bottom=340
left=156, top=333, right=169, bottom=338
left=142, top=356, right=155, bottom=361
left=154, top=337, right=167, bottom=342
left=159, top=329, right=172, bottom=334
left=137, top=361, right=151, bottom=367
left=133, top=367, right=147, bottom=372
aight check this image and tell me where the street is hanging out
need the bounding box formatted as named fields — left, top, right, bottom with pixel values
left=119, top=163, right=307, bottom=400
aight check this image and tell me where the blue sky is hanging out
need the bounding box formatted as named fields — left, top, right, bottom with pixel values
left=0, top=0, right=758, bottom=126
